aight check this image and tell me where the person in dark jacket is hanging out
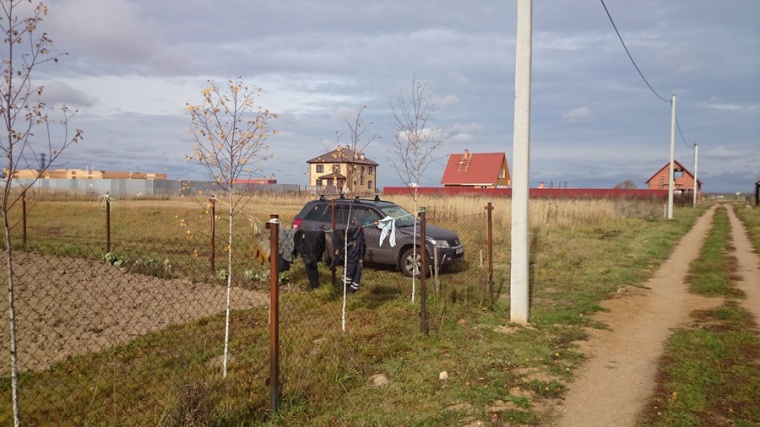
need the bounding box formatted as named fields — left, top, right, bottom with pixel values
left=330, top=226, right=366, bottom=293
left=294, top=229, right=326, bottom=289
left=278, top=228, right=296, bottom=272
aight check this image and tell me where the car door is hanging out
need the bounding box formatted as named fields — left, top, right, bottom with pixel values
left=354, top=207, right=390, bottom=265
left=332, top=205, right=386, bottom=266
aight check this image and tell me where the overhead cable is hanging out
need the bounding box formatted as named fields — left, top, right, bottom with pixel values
left=600, top=0, right=670, bottom=103
left=676, top=118, right=695, bottom=149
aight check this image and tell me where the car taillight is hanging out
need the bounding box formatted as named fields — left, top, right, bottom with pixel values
left=292, top=218, right=302, bottom=229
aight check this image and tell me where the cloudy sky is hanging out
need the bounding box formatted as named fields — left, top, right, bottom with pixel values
left=27, top=0, right=760, bottom=192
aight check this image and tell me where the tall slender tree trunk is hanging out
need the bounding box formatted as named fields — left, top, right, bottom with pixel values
left=3, top=206, right=21, bottom=426
left=222, top=190, right=234, bottom=377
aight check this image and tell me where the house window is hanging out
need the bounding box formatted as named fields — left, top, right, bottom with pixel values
left=316, top=179, right=322, bottom=187
left=499, top=168, right=505, bottom=179
left=333, top=164, right=341, bottom=173
left=316, top=164, right=324, bottom=173
left=368, top=167, right=373, bottom=175
left=368, top=180, right=372, bottom=190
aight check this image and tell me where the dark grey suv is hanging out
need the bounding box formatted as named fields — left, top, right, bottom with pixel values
left=292, top=195, right=464, bottom=277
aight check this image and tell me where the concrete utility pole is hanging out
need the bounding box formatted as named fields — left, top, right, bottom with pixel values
left=693, top=142, right=699, bottom=208
left=510, top=0, right=532, bottom=323
left=667, top=95, right=676, bottom=220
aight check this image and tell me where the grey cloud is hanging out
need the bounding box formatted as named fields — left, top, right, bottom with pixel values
left=39, top=81, right=97, bottom=107
left=28, top=0, right=760, bottom=193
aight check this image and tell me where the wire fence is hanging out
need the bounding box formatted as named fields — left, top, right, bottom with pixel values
left=0, top=191, right=498, bottom=424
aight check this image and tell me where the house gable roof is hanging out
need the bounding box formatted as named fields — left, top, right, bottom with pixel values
left=645, top=159, right=703, bottom=186
left=307, top=147, right=378, bottom=166
left=440, top=152, right=509, bottom=186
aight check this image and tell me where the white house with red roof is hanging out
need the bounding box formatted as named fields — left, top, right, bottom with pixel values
left=440, top=150, right=511, bottom=188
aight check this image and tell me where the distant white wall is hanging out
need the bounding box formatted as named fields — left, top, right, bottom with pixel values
left=13, top=179, right=301, bottom=197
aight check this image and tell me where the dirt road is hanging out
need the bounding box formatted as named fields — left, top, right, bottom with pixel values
left=552, top=204, right=760, bottom=426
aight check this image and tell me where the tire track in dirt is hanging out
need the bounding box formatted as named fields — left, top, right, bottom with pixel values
left=725, top=206, right=760, bottom=327
left=551, top=206, right=725, bottom=427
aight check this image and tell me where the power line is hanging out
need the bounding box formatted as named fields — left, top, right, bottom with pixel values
left=600, top=0, right=698, bottom=152
left=600, top=0, right=670, bottom=103
left=676, top=118, right=695, bottom=149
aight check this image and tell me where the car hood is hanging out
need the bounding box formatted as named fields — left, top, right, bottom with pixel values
left=396, top=224, right=460, bottom=242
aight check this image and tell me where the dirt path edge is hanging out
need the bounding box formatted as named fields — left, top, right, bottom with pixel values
left=551, top=206, right=724, bottom=427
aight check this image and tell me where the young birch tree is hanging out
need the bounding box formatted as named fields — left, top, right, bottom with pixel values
left=388, top=77, right=449, bottom=299
left=186, top=77, right=277, bottom=377
left=1, top=1, right=82, bottom=425
left=388, top=77, right=450, bottom=201
left=334, top=105, right=379, bottom=194
left=329, top=106, right=379, bottom=330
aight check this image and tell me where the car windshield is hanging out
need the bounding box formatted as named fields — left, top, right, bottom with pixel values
left=379, top=205, right=416, bottom=227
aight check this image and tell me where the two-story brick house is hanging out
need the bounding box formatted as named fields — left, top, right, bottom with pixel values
left=306, top=146, right=378, bottom=194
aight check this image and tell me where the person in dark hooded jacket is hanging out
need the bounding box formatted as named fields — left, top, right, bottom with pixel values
left=294, top=229, right=325, bottom=289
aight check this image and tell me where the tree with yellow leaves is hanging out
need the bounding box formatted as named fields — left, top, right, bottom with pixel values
left=186, top=76, right=277, bottom=378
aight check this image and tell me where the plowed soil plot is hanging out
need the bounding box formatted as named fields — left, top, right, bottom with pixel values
left=1, top=253, right=267, bottom=373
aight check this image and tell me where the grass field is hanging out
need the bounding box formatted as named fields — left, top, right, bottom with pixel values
left=0, top=192, right=712, bottom=425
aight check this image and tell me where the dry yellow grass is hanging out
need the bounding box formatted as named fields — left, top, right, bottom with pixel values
left=387, top=194, right=664, bottom=230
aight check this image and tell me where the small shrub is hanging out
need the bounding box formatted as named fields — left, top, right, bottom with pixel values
left=242, top=268, right=258, bottom=282
left=103, top=252, right=127, bottom=267
left=130, top=256, right=173, bottom=279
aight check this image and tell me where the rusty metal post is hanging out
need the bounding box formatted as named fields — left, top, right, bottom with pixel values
left=420, top=207, right=428, bottom=335
left=209, top=197, right=216, bottom=272
left=267, top=214, right=281, bottom=413
left=21, top=190, right=27, bottom=248
left=486, top=202, right=494, bottom=300
left=330, top=199, right=336, bottom=286
left=105, top=195, right=111, bottom=253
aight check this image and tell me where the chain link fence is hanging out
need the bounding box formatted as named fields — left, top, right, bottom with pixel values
left=0, top=192, right=672, bottom=425
left=4, top=189, right=635, bottom=424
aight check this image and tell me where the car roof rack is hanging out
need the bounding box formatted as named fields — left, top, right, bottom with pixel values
left=318, top=193, right=382, bottom=202
left=318, top=193, right=346, bottom=201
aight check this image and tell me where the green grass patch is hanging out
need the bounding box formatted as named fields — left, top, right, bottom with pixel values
left=0, top=198, right=706, bottom=425
left=687, top=207, right=743, bottom=297
left=639, top=303, right=760, bottom=426
left=734, top=203, right=760, bottom=255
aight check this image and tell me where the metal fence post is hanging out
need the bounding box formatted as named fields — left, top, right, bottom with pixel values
left=486, top=202, right=494, bottom=300
left=267, top=214, right=281, bottom=413
left=330, top=199, right=336, bottom=286
left=22, top=190, right=27, bottom=248
left=420, top=207, right=428, bottom=335
left=209, top=197, right=216, bottom=272
left=105, top=195, right=111, bottom=254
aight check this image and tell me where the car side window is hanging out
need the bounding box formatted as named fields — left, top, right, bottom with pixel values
left=352, top=207, right=381, bottom=226
left=304, top=204, right=332, bottom=223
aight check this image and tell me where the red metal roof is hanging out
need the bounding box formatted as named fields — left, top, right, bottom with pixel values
left=440, top=151, right=510, bottom=186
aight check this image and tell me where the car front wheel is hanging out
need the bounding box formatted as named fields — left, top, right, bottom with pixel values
left=400, top=247, right=429, bottom=278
